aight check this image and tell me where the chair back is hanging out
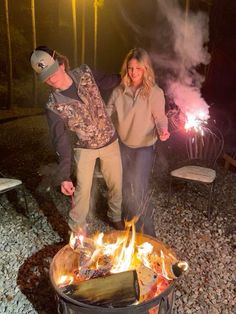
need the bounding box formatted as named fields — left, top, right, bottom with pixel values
left=186, top=124, right=224, bottom=168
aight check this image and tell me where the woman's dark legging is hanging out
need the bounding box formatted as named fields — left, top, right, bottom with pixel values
left=119, top=142, right=156, bottom=237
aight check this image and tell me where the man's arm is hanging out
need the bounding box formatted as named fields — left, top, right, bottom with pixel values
left=92, top=70, right=121, bottom=90
left=106, top=87, right=119, bottom=117
left=46, top=109, right=73, bottom=184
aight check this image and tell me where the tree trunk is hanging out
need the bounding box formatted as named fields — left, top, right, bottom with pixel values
left=71, top=0, right=78, bottom=68
left=93, top=1, right=98, bottom=69
left=31, top=0, right=37, bottom=106
left=4, top=0, right=13, bottom=109
left=81, top=0, right=86, bottom=64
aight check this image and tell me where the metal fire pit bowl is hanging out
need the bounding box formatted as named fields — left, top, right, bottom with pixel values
left=50, top=232, right=176, bottom=314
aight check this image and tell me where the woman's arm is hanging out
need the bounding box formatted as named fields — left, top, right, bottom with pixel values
left=151, top=86, right=170, bottom=141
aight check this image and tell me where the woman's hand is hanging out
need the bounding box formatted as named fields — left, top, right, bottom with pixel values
left=61, top=181, right=75, bottom=195
left=159, top=130, right=170, bottom=141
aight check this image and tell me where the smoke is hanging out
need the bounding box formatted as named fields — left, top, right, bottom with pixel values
left=152, top=0, right=211, bottom=120
left=112, top=1, right=158, bottom=46
left=114, top=0, right=211, bottom=121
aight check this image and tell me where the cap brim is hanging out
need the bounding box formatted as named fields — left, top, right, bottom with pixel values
left=38, top=60, right=60, bottom=81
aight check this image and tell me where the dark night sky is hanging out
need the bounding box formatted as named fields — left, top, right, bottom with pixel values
left=0, top=0, right=236, bottom=118
left=1, top=0, right=212, bottom=72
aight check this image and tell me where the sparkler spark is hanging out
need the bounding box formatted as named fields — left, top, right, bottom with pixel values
left=184, top=111, right=209, bottom=133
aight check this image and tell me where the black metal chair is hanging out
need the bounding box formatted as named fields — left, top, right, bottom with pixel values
left=167, top=123, right=224, bottom=219
left=0, top=172, right=28, bottom=214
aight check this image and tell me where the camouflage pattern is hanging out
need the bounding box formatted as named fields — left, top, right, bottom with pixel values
left=47, top=65, right=115, bottom=148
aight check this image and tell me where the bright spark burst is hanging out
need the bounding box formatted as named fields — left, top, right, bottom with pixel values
left=184, top=111, right=208, bottom=132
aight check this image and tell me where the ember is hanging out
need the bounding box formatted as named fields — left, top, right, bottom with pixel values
left=50, top=222, right=188, bottom=312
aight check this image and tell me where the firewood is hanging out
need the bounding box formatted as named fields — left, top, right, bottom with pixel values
left=136, top=265, right=158, bottom=297
left=62, top=270, right=140, bottom=307
left=74, top=267, right=110, bottom=281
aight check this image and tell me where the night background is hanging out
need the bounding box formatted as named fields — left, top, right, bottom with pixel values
left=1, top=0, right=236, bottom=123
left=0, top=1, right=235, bottom=314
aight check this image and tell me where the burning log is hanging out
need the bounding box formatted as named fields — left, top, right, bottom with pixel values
left=136, top=265, right=161, bottom=303
left=74, top=266, right=111, bottom=281
left=62, top=269, right=140, bottom=307
left=136, top=265, right=158, bottom=297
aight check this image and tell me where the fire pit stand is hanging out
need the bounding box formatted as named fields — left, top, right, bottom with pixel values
left=54, top=284, right=175, bottom=314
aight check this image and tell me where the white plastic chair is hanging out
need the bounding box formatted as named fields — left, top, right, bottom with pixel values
left=0, top=172, right=28, bottom=214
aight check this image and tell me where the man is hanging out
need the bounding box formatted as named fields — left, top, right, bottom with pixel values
left=30, top=46, right=124, bottom=233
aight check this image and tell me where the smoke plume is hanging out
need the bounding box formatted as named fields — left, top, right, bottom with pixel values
left=153, top=0, right=211, bottom=120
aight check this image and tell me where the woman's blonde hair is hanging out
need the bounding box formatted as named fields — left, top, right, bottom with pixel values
left=120, top=48, right=155, bottom=97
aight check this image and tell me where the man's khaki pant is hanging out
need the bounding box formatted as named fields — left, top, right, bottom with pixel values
left=69, top=139, right=122, bottom=231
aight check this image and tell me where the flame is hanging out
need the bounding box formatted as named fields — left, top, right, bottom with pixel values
left=111, top=221, right=136, bottom=273
left=68, top=219, right=156, bottom=274
left=69, top=232, right=85, bottom=249
left=160, top=250, right=170, bottom=280
left=137, top=242, right=153, bottom=268
left=67, top=220, right=179, bottom=278
left=57, top=274, right=74, bottom=287
left=54, top=219, right=189, bottom=305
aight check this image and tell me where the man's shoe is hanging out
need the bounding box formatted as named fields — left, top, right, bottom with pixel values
left=111, top=220, right=125, bottom=230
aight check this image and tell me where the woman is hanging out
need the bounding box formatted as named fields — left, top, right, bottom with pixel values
left=107, top=48, right=170, bottom=236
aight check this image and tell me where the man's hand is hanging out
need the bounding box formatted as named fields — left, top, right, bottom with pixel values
left=159, top=130, right=170, bottom=142
left=61, top=181, right=75, bottom=196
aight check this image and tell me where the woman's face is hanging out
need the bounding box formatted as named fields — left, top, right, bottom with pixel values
left=127, top=58, right=145, bottom=87
left=45, top=64, right=66, bottom=89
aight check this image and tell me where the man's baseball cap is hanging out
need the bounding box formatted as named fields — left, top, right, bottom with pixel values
left=30, top=49, right=59, bottom=81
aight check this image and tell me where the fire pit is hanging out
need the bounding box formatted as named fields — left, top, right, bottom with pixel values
left=50, top=228, right=188, bottom=314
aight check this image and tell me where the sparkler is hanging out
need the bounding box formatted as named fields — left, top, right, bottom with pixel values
left=167, top=105, right=209, bottom=134
left=184, top=111, right=208, bottom=133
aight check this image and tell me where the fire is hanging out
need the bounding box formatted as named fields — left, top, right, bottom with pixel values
left=53, top=221, right=188, bottom=306
left=110, top=221, right=136, bottom=273
left=57, top=274, right=74, bottom=287
left=68, top=220, right=156, bottom=274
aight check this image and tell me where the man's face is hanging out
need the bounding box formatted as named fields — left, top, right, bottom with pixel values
left=45, top=64, right=66, bottom=89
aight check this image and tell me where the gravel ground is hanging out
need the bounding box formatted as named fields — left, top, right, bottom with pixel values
left=0, top=115, right=235, bottom=314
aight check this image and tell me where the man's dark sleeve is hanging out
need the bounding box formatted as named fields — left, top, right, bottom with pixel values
left=92, top=70, right=121, bottom=90
left=46, top=109, right=73, bottom=183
